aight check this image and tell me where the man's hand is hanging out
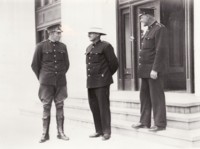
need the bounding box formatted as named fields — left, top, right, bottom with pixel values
left=150, top=70, right=158, bottom=79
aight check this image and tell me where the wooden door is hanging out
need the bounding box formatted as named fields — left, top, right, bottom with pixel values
left=160, top=0, right=186, bottom=90
left=135, top=0, right=186, bottom=91
left=118, top=6, right=137, bottom=90
left=118, top=0, right=191, bottom=92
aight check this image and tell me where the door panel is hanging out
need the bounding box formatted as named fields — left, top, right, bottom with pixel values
left=118, top=0, right=187, bottom=91
left=161, top=0, right=186, bottom=90
left=118, top=7, right=136, bottom=90
left=134, top=1, right=186, bottom=91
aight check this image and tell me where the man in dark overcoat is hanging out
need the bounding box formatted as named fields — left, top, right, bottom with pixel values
left=86, top=27, right=118, bottom=140
left=31, top=24, right=70, bottom=142
left=132, top=9, right=168, bottom=132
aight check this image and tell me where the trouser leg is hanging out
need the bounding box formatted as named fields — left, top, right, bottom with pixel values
left=88, top=88, right=103, bottom=134
left=139, top=78, right=151, bottom=128
left=95, top=86, right=111, bottom=135
left=149, top=77, right=166, bottom=127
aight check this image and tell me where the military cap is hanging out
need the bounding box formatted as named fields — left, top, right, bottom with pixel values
left=88, top=27, right=106, bottom=35
left=139, top=8, right=154, bottom=17
left=46, top=24, right=63, bottom=33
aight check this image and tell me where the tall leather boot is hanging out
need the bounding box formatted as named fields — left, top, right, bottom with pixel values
left=39, top=116, right=50, bottom=143
left=56, top=116, right=69, bottom=141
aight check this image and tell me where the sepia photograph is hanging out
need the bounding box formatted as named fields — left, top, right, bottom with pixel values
left=0, top=0, right=199, bottom=149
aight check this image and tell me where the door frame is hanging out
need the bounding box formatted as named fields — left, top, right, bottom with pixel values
left=117, top=0, right=160, bottom=91
left=117, top=0, right=194, bottom=92
left=185, top=0, right=194, bottom=93
left=117, top=4, right=137, bottom=90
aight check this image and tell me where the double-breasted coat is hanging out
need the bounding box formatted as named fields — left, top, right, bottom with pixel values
left=86, top=40, right=118, bottom=89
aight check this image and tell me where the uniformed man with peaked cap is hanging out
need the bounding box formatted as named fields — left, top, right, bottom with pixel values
left=31, top=24, right=70, bottom=142
left=132, top=8, right=168, bottom=132
left=86, top=27, right=118, bottom=140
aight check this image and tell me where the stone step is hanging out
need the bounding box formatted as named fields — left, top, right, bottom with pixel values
left=65, top=114, right=200, bottom=148
left=65, top=102, right=200, bottom=130
left=19, top=101, right=200, bottom=147
left=67, top=97, right=200, bottom=114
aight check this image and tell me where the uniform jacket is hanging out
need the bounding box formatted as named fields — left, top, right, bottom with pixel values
left=31, top=40, right=70, bottom=86
left=138, top=21, right=168, bottom=78
left=86, top=40, right=118, bottom=88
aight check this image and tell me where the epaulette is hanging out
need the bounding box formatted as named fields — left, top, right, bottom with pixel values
left=101, top=41, right=111, bottom=46
left=156, top=22, right=165, bottom=28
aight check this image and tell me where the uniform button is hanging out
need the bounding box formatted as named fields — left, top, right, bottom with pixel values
left=54, top=50, right=56, bottom=52
left=139, top=63, right=141, bottom=65
left=88, top=68, right=90, bottom=71
left=54, top=55, right=56, bottom=57
left=55, top=66, right=57, bottom=68
left=88, top=63, right=90, bottom=65
left=55, top=61, right=57, bottom=63
left=88, top=74, right=90, bottom=77
left=89, top=57, right=91, bottom=59
left=101, top=74, right=104, bottom=77
left=55, top=72, right=58, bottom=74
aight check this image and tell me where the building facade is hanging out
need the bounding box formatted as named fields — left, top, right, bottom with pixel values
left=1, top=0, right=200, bottom=146
left=34, top=0, right=195, bottom=95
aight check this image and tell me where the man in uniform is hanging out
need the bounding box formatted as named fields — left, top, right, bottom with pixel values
left=132, top=9, right=168, bottom=132
left=31, top=24, right=70, bottom=142
left=86, top=27, right=118, bottom=140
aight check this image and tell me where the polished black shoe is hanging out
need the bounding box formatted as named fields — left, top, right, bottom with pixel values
left=89, top=132, right=102, bottom=138
left=39, top=134, right=49, bottom=143
left=149, top=126, right=166, bottom=132
left=102, top=134, right=111, bottom=141
left=131, top=123, right=149, bottom=129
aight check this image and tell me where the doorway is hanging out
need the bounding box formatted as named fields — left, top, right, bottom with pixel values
left=117, top=0, right=192, bottom=92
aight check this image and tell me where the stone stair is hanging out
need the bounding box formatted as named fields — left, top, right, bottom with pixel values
left=20, top=91, right=200, bottom=147
left=64, top=91, right=200, bottom=147
left=65, top=98, right=200, bottom=130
